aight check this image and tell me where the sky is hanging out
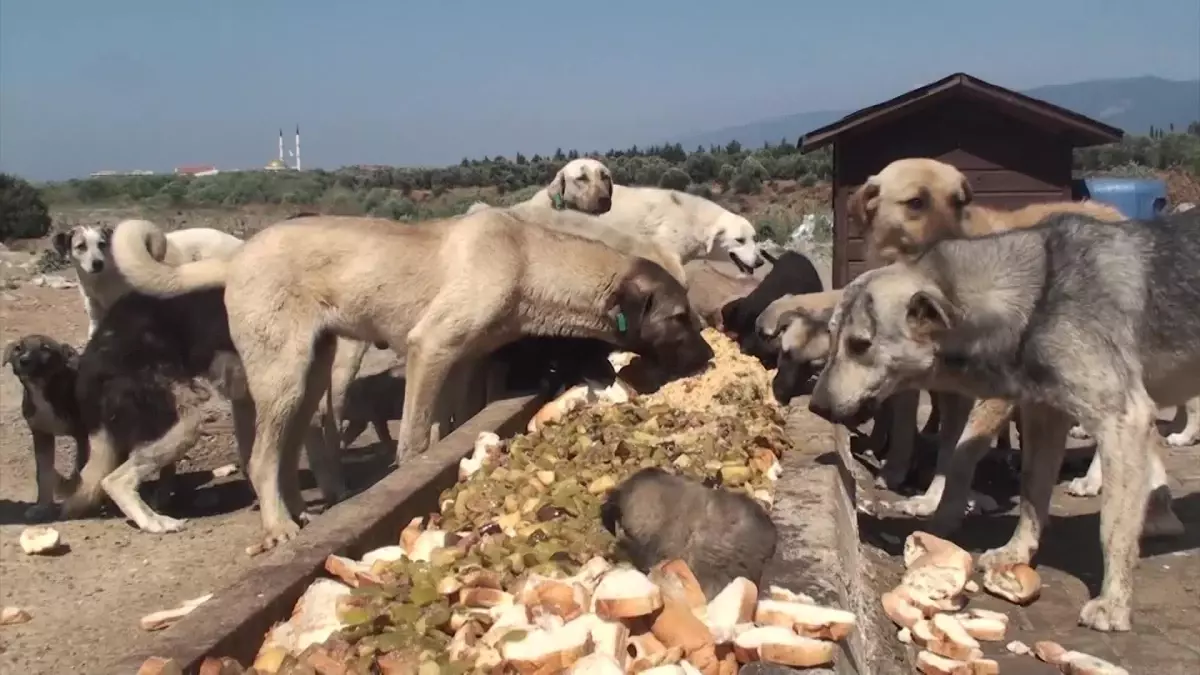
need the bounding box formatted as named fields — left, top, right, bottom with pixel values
left=1, top=0, right=1198, bottom=181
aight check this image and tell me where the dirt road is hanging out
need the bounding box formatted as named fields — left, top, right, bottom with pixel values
left=0, top=283, right=397, bottom=674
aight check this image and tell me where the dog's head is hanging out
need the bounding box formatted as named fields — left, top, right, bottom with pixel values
left=707, top=212, right=764, bottom=274
left=547, top=158, right=613, bottom=215
left=849, top=158, right=973, bottom=263
left=808, top=266, right=955, bottom=424
left=53, top=225, right=115, bottom=275
left=770, top=309, right=833, bottom=404
left=608, top=258, right=713, bottom=375
left=3, top=334, right=79, bottom=382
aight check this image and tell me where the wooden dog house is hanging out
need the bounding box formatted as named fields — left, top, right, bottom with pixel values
left=799, top=72, right=1123, bottom=288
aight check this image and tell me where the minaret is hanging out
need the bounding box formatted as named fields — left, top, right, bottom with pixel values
left=278, top=129, right=284, bottom=163
left=295, top=125, right=301, bottom=171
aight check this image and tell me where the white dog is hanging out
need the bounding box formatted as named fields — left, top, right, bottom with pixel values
left=53, top=224, right=244, bottom=340
left=472, top=158, right=764, bottom=277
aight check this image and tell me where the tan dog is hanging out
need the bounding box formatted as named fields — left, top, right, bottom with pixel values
left=684, top=259, right=762, bottom=328
left=779, top=158, right=1128, bottom=509
left=111, top=213, right=712, bottom=552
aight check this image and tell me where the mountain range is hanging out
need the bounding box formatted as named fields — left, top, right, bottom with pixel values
left=667, top=76, right=1200, bottom=150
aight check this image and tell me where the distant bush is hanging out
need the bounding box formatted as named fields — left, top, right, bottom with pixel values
left=659, top=167, right=691, bottom=191
left=0, top=172, right=52, bottom=240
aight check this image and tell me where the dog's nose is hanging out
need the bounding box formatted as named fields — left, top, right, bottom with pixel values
left=90, top=261, right=104, bottom=273
left=16, top=353, right=33, bottom=367
left=808, top=397, right=834, bottom=422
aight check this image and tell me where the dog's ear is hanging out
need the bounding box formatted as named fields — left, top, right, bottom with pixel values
left=52, top=232, right=72, bottom=257
left=955, top=177, right=974, bottom=208
left=610, top=271, right=657, bottom=338
left=1, top=341, right=16, bottom=366
left=59, top=342, right=81, bottom=369
left=100, top=225, right=115, bottom=242
left=906, top=290, right=954, bottom=338
left=547, top=170, right=567, bottom=209
left=849, top=178, right=881, bottom=232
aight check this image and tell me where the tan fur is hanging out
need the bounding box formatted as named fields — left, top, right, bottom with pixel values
left=684, top=259, right=761, bottom=329
left=111, top=213, right=709, bottom=552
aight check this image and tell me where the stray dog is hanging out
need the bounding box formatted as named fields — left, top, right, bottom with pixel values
left=53, top=224, right=243, bottom=340
left=59, top=289, right=252, bottom=534
left=339, top=365, right=405, bottom=448
left=782, top=158, right=1130, bottom=505
left=684, top=259, right=762, bottom=329
left=808, top=209, right=1200, bottom=632
left=3, top=335, right=89, bottom=522
left=601, top=467, right=778, bottom=599
left=111, top=213, right=713, bottom=552
left=721, top=250, right=824, bottom=360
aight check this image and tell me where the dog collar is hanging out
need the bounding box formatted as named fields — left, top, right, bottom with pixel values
left=615, top=312, right=628, bottom=334
left=551, top=193, right=565, bottom=210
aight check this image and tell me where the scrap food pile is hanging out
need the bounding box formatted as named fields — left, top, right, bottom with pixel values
left=140, top=330, right=865, bottom=674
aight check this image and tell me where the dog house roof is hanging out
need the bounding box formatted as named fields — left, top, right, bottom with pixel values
left=799, top=72, right=1124, bottom=153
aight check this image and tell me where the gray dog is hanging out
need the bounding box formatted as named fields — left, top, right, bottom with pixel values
left=601, top=467, right=778, bottom=599
left=807, top=209, right=1200, bottom=632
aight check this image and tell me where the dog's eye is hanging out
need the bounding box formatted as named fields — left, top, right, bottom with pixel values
left=97, top=240, right=108, bottom=249
left=904, top=196, right=925, bottom=210
left=734, top=237, right=746, bottom=245
left=846, top=336, right=872, bottom=356
left=74, top=243, right=86, bottom=253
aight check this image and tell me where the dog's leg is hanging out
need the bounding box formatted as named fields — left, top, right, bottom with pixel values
left=925, top=398, right=1017, bottom=534
left=893, top=393, right=973, bottom=517
left=876, top=391, right=919, bottom=491
left=864, top=399, right=891, bottom=457
left=27, top=431, right=61, bottom=522
left=978, top=404, right=1071, bottom=571
left=79, top=286, right=99, bottom=342
left=150, top=463, right=177, bottom=512
left=1077, top=391, right=1157, bottom=632
left=60, top=429, right=123, bottom=519
left=1165, top=396, right=1200, bottom=447
left=1142, top=447, right=1184, bottom=538
left=341, top=418, right=369, bottom=448
left=920, top=391, right=941, bottom=437
left=100, top=409, right=202, bottom=533
left=1067, top=447, right=1105, bottom=497
left=295, top=336, right=342, bottom=516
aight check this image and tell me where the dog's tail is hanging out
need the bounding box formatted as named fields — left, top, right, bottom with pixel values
left=112, top=219, right=231, bottom=298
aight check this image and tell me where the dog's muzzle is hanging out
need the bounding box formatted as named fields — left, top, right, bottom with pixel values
left=808, top=395, right=877, bottom=427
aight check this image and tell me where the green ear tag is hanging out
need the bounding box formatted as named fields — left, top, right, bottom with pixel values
left=616, top=312, right=628, bottom=334
left=551, top=193, right=564, bottom=209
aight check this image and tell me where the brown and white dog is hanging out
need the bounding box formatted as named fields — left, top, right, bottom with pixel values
left=3, top=335, right=89, bottom=522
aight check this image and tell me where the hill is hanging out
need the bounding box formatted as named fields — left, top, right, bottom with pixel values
left=668, top=76, right=1200, bottom=150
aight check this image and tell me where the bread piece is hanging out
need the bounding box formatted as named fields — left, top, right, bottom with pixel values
left=593, top=567, right=663, bottom=619
left=501, top=614, right=594, bottom=674
left=136, top=657, right=184, bottom=675
left=528, top=385, right=592, bottom=433
left=324, top=554, right=381, bottom=589
left=1034, top=640, right=1067, bottom=664
left=588, top=618, right=630, bottom=669
left=19, top=526, right=62, bottom=555
left=567, top=653, right=625, bottom=675
left=753, top=599, right=856, bottom=641
left=951, top=610, right=1008, bottom=642
left=1006, top=640, right=1031, bottom=656
left=881, top=590, right=924, bottom=629
left=732, top=625, right=836, bottom=668
left=971, top=659, right=1000, bottom=675
left=910, top=618, right=983, bottom=663
left=915, top=651, right=971, bottom=675
left=461, top=587, right=515, bottom=609
left=651, top=559, right=709, bottom=609
left=929, top=614, right=984, bottom=662
left=901, top=532, right=973, bottom=601
left=639, top=667, right=687, bottom=675
left=704, top=578, right=758, bottom=633
left=1059, top=651, right=1131, bottom=675
left=139, top=593, right=214, bottom=631
left=399, top=516, right=423, bottom=552
left=650, top=594, right=716, bottom=655
left=982, top=563, right=1041, bottom=605
left=767, top=586, right=815, bottom=604
left=893, top=585, right=966, bottom=616
left=197, top=657, right=243, bottom=675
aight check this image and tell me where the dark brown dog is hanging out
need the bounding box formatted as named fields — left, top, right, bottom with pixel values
left=3, top=335, right=89, bottom=522
left=601, top=467, right=778, bottom=598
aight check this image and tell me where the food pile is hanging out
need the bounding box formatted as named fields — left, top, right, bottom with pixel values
left=128, top=329, right=863, bottom=675
left=883, top=532, right=1126, bottom=675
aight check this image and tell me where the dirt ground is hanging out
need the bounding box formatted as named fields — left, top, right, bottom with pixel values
left=0, top=274, right=400, bottom=674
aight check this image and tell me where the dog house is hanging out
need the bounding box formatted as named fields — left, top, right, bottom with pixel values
left=799, top=72, right=1124, bottom=288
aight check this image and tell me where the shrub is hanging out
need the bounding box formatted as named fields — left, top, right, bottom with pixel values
left=0, top=173, right=52, bottom=240
left=658, top=168, right=691, bottom=191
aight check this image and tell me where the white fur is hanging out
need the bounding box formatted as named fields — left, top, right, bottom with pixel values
left=530, top=182, right=763, bottom=273
left=61, top=224, right=244, bottom=340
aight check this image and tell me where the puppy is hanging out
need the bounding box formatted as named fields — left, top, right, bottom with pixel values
left=601, top=467, right=778, bottom=599
left=3, top=335, right=89, bottom=522
left=53, top=224, right=243, bottom=340
left=340, top=365, right=405, bottom=448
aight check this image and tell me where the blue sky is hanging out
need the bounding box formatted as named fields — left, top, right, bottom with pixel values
left=1, top=0, right=1197, bottom=181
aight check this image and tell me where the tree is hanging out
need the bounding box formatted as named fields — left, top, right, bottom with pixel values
left=684, top=152, right=717, bottom=184
left=0, top=173, right=52, bottom=240
left=659, top=168, right=691, bottom=191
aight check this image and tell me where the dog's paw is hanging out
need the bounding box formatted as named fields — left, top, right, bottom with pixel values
left=1165, top=431, right=1199, bottom=447
left=246, top=520, right=302, bottom=556
left=1068, top=424, right=1092, bottom=440
left=1079, top=595, right=1132, bottom=632
left=978, top=545, right=1031, bottom=572
left=140, top=514, right=188, bottom=534
left=24, top=503, right=57, bottom=523
left=1066, top=475, right=1102, bottom=497
left=59, top=495, right=93, bottom=519
left=892, top=494, right=940, bottom=517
